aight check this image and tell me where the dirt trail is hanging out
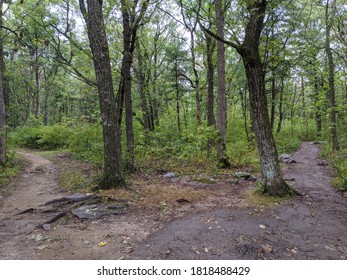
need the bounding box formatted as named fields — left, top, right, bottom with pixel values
left=131, top=142, right=347, bottom=259
left=1, top=142, right=346, bottom=260
left=0, top=152, right=64, bottom=259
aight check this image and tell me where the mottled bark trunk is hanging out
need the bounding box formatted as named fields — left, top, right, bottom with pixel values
left=190, top=31, right=201, bottom=126
left=34, top=49, right=41, bottom=118
left=276, top=77, right=284, bottom=133
left=136, top=40, right=151, bottom=131
left=270, top=76, right=276, bottom=130
left=326, top=0, right=340, bottom=151
left=0, top=2, right=6, bottom=166
left=175, top=59, right=181, bottom=132
left=206, top=33, right=215, bottom=128
left=314, top=76, right=322, bottom=137
left=238, top=0, right=291, bottom=196
left=79, top=0, right=125, bottom=189
left=215, top=0, right=229, bottom=167
left=121, top=0, right=135, bottom=171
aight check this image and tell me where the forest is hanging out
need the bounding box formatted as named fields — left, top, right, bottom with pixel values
left=1, top=0, right=347, bottom=262
left=0, top=0, right=346, bottom=195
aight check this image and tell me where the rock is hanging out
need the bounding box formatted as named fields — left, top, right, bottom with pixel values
left=279, top=154, right=296, bottom=164
left=176, top=198, right=191, bottom=204
left=36, top=245, right=49, bottom=251
left=42, top=224, right=52, bottom=231
left=163, top=172, right=176, bottom=179
left=261, top=244, right=273, bottom=253
left=72, top=203, right=126, bottom=219
left=234, top=172, right=257, bottom=181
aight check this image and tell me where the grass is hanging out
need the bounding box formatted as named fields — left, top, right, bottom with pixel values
left=244, top=189, right=292, bottom=206
left=0, top=151, right=30, bottom=197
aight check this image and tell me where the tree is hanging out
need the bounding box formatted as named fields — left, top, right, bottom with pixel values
left=215, top=0, right=229, bottom=167
left=79, top=0, right=125, bottom=189
left=0, top=0, right=6, bottom=166
left=202, top=0, right=293, bottom=196
left=118, top=0, right=150, bottom=171
left=325, top=0, right=340, bottom=151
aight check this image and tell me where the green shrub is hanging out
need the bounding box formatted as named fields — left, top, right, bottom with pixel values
left=67, top=124, right=103, bottom=165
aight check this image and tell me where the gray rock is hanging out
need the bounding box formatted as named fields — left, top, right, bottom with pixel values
left=234, top=172, right=257, bottom=181
left=72, top=203, right=126, bottom=219
left=279, top=154, right=296, bottom=164
left=163, top=172, right=176, bottom=179
left=42, top=224, right=52, bottom=231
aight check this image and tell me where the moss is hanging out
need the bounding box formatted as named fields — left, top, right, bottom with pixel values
left=245, top=189, right=292, bottom=206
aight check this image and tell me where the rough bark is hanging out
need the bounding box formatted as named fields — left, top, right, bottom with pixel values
left=79, top=0, right=125, bottom=189
left=0, top=1, right=6, bottom=166
left=34, top=48, right=41, bottom=118
left=325, top=0, right=340, bottom=151
left=237, top=0, right=291, bottom=196
left=270, top=75, right=276, bottom=130
left=215, top=0, right=229, bottom=167
left=276, top=76, right=284, bottom=134
left=314, top=76, right=322, bottom=137
left=135, top=40, right=151, bottom=131
left=206, top=32, right=215, bottom=128
left=121, top=0, right=135, bottom=171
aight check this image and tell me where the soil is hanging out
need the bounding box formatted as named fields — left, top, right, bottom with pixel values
left=0, top=142, right=347, bottom=260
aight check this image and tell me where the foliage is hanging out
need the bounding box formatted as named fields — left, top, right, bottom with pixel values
left=0, top=151, right=29, bottom=190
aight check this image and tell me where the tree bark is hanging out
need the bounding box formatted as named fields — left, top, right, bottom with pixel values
left=325, top=0, right=340, bottom=151
left=121, top=0, right=135, bottom=171
left=206, top=32, right=215, bottom=128
left=0, top=1, right=6, bottom=166
left=79, top=0, right=125, bottom=189
left=276, top=76, right=285, bottom=133
left=135, top=39, right=151, bottom=131
left=314, top=75, right=322, bottom=137
left=237, top=0, right=291, bottom=196
left=270, top=75, right=276, bottom=130
left=34, top=47, right=41, bottom=118
left=215, top=0, right=229, bottom=167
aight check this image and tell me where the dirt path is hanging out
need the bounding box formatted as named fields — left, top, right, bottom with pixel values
left=0, top=152, right=64, bottom=259
left=0, top=151, right=155, bottom=260
left=131, top=142, right=347, bottom=259
left=1, top=142, right=346, bottom=260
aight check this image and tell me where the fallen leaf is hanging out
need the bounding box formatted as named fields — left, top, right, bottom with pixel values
left=99, top=241, right=107, bottom=247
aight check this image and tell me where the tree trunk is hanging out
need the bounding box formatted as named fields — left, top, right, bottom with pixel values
left=191, top=31, right=202, bottom=126
left=121, top=0, right=135, bottom=171
left=270, top=75, right=276, bottom=130
left=206, top=32, right=215, bottom=128
left=79, top=0, right=125, bottom=189
left=175, top=59, right=181, bottom=132
left=136, top=40, right=151, bottom=131
left=314, top=76, right=322, bottom=138
left=325, top=0, right=340, bottom=151
left=0, top=1, right=6, bottom=166
left=215, top=0, right=229, bottom=167
left=34, top=48, right=41, bottom=118
left=276, top=76, right=285, bottom=133
left=237, top=0, right=291, bottom=196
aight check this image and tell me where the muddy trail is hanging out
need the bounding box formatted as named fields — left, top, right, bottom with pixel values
left=0, top=142, right=346, bottom=260
left=131, top=142, right=347, bottom=259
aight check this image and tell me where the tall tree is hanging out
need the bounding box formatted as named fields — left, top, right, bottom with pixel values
left=215, top=0, right=229, bottom=167
left=202, top=0, right=293, bottom=196
left=118, top=0, right=150, bottom=171
left=79, top=0, right=125, bottom=189
left=325, top=0, right=340, bottom=151
left=0, top=0, right=6, bottom=166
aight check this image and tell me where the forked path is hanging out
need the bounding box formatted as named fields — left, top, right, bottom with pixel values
left=1, top=143, right=347, bottom=259
left=131, top=142, right=347, bottom=259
